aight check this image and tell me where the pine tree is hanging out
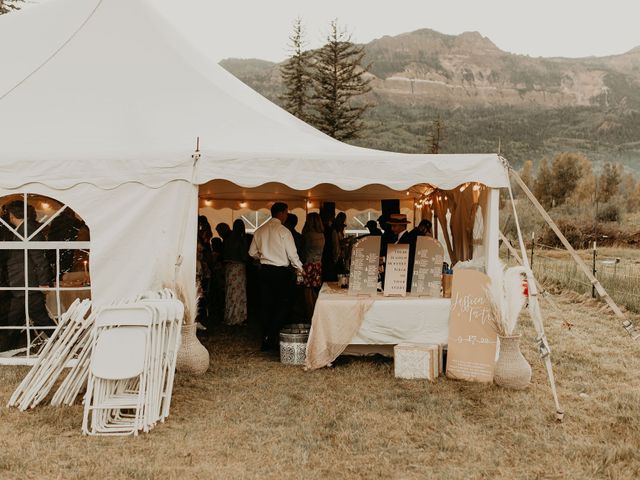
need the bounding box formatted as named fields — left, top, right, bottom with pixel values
left=280, top=18, right=312, bottom=122
left=0, top=0, right=24, bottom=15
left=310, top=20, right=372, bottom=141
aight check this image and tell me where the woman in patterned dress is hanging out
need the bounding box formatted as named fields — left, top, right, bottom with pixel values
left=222, top=219, right=248, bottom=325
left=301, top=213, right=325, bottom=321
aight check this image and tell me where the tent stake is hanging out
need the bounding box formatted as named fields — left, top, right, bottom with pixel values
left=508, top=164, right=639, bottom=341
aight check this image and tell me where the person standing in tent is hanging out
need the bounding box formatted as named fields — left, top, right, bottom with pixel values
left=196, top=216, right=214, bottom=330
left=378, top=214, right=396, bottom=259
left=388, top=213, right=416, bottom=293
left=407, top=219, right=433, bottom=241
left=249, top=202, right=303, bottom=352
left=222, top=219, right=248, bottom=326
left=1, top=201, right=54, bottom=351
left=301, top=212, right=325, bottom=320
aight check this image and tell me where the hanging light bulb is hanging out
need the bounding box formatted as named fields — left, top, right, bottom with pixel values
left=239, top=201, right=248, bottom=209
left=203, top=199, right=213, bottom=207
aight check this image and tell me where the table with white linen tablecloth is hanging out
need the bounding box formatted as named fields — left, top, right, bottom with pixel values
left=305, top=283, right=451, bottom=370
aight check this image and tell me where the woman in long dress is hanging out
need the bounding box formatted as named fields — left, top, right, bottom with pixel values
left=301, top=213, right=325, bottom=321
left=222, top=219, right=248, bottom=325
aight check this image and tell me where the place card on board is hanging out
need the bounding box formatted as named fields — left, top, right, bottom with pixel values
left=445, top=269, right=497, bottom=383
left=411, top=236, right=444, bottom=296
left=348, top=236, right=381, bottom=296
left=384, top=244, right=410, bottom=297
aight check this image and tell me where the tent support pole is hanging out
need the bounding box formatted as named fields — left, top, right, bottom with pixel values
left=504, top=163, right=564, bottom=421
left=507, top=164, right=639, bottom=341
left=172, top=140, right=201, bottom=320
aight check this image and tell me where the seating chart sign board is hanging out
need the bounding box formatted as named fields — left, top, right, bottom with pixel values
left=446, top=269, right=497, bottom=383
left=411, top=237, right=444, bottom=296
left=383, top=244, right=410, bottom=297
left=348, top=236, right=381, bottom=296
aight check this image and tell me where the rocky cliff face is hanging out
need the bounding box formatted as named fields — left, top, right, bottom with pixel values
left=363, top=29, right=638, bottom=109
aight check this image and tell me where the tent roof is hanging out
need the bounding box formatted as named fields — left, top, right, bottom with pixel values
left=0, top=0, right=509, bottom=192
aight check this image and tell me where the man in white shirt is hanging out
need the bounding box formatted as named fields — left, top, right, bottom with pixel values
left=249, top=202, right=303, bottom=351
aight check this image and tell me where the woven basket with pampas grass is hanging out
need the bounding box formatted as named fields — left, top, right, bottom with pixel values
left=487, top=267, right=531, bottom=390
left=173, top=285, right=209, bottom=375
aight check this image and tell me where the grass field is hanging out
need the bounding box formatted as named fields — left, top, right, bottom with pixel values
left=1, top=291, right=639, bottom=480
left=519, top=246, right=640, bottom=313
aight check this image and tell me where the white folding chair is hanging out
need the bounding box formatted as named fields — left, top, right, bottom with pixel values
left=82, top=305, right=154, bottom=436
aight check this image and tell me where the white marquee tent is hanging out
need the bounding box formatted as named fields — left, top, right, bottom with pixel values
left=0, top=0, right=510, bottom=347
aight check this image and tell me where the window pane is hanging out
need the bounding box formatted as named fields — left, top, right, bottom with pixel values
left=0, top=194, right=91, bottom=358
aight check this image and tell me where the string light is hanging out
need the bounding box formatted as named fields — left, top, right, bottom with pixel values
left=239, top=201, right=248, bottom=209
left=203, top=199, right=213, bottom=207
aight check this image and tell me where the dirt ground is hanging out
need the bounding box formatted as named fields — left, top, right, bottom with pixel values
left=1, top=293, right=639, bottom=480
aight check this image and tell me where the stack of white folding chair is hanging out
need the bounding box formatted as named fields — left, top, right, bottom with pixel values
left=8, top=299, right=94, bottom=410
left=82, top=289, right=183, bottom=436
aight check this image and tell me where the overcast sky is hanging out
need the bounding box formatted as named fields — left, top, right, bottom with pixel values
left=149, top=0, right=639, bottom=62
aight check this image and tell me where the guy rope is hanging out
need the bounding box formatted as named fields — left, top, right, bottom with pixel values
left=503, top=157, right=639, bottom=342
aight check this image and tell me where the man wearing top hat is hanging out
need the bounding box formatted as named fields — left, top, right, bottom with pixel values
left=387, top=213, right=416, bottom=292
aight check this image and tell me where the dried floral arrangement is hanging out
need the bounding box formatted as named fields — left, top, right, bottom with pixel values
left=486, top=266, right=528, bottom=337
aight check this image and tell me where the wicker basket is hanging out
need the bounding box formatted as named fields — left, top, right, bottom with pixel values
left=494, top=334, right=531, bottom=389
left=279, top=324, right=310, bottom=365
left=176, top=323, right=210, bottom=375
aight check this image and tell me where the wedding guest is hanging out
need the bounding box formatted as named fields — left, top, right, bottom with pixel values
left=408, top=219, right=433, bottom=240
left=47, top=208, right=83, bottom=276
left=379, top=214, right=396, bottom=258
left=364, top=220, right=382, bottom=236
left=301, top=212, right=325, bottom=320
left=208, top=237, right=225, bottom=325
left=321, top=213, right=337, bottom=281
left=215, top=222, right=231, bottom=241
left=222, top=219, right=248, bottom=325
left=388, top=213, right=415, bottom=292
left=196, top=216, right=214, bottom=328
left=1, top=201, right=53, bottom=351
left=249, top=202, right=303, bottom=351
left=284, top=213, right=304, bottom=261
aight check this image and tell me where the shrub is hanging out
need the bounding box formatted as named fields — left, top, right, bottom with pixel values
left=596, top=203, right=621, bottom=223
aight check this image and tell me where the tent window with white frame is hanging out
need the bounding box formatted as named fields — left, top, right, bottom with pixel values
left=0, top=193, right=91, bottom=360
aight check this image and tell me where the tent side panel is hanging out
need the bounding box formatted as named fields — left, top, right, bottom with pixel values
left=0, top=182, right=197, bottom=312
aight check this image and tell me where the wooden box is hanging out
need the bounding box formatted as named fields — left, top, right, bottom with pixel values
left=394, top=343, right=439, bottom=380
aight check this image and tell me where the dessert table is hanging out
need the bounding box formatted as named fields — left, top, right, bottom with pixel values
left=305, top=283, right=450, bottom=370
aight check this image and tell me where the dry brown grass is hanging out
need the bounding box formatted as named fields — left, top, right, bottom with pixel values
left=524, top=247, right=640, bottom=313
left=1, top=294, right=640, bottom=480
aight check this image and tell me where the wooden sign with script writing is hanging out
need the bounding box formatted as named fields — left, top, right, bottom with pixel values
left=384, top=244, right=410, bottom=297
left=411, top=237, right=444, bottom=296
left=446, top=269, right=497, bottom=383
left=348, top=236, right=381, bottom=296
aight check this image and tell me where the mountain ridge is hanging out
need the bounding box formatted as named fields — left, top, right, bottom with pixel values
left=219, top=28, right=640, bottom=170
